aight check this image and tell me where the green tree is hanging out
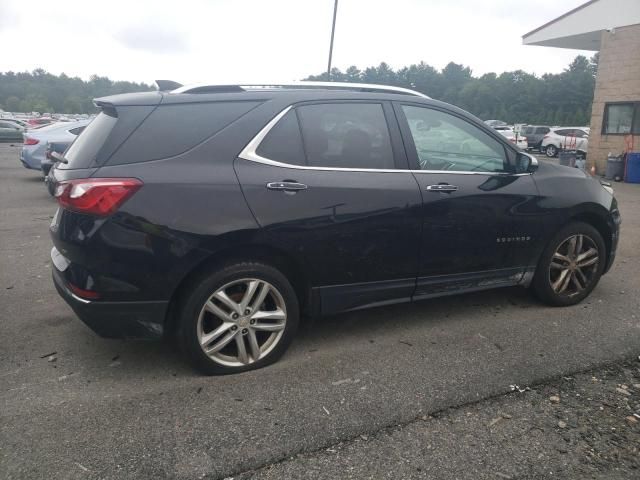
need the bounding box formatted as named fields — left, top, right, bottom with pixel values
left=304, top=55, right=596, bottom=126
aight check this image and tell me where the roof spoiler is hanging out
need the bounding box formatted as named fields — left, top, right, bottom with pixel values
left=155, top=80, right=183, bottom=91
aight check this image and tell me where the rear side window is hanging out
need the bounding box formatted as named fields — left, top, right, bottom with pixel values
left=256, top=110, right=305, bottom=165
left=64, top=113, right=117, bottom=169
left=296, top=103, right=394, bottom=169
left=555, top=129, right=571, bottom=136
left=535, top=127, right=550, bottom=134
left=109, top=101, right=260, bottom=165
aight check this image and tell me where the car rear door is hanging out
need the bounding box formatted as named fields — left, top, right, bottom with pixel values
left=394, top=102, right=540, bottom=298
left=234, top=101, right=423, bottom=314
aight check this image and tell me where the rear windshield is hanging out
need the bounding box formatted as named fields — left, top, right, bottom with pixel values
left=63, top=113, right=117, bottom=169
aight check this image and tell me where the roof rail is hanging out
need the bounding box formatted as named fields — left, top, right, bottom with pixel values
left=171, top=81, right=430, bottom=98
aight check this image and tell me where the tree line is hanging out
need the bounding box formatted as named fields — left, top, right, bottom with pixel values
left=0, top=69, right=153, bottom=114
left=306, top=54, right=598, bottom=126
left=0, top=55, right=597, bottom=125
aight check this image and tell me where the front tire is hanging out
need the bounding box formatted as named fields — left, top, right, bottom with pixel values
left=532, top=222, right=605, bottom=306
left=178, top=262, right=299, bottom=375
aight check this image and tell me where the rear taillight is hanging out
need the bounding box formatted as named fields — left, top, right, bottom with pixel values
left=521, top=136, right=527, bottom=141
left=55, top=178, right=142, bottom=216
left=24, top=137, right=39, bottom=145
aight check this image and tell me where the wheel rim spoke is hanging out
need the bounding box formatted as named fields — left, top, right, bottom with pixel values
left=574, top=268, right=588, bottom=288
left=247, top=329, right=261, bottom=361
left=200, top=322, right=233, bottom=348
left=235, top=335, right=249, bottom=364
left=240, top=280, right=260, bottom=311
left=204, top=300, right=231, bottom=322
left=551, top=253, right=570, bottom=270
left=213, top=290, right=242, bottom=315
left=252, top=321, right=286, bottom=332
left=574, top=235, right=583, bottom=257
left=577, top=248, right=598, bottom=266
left=207, top=330, right=237, bottom=353
left=551, top=269, right=570, bottom=292
left=570, top=272, right=583, bottom=291
left=250, top=282, right=271, bottom=311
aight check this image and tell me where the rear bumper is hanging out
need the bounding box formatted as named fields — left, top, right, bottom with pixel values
left=52, top=255, right=168, bottom=339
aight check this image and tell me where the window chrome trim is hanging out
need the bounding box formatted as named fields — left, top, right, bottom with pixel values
left=238, top=106, right=533, bottom=176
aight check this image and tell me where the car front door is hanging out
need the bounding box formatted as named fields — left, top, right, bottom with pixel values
left=234, top=101, right=423, bottom=314
left=394, top=102, right=540, bottom=298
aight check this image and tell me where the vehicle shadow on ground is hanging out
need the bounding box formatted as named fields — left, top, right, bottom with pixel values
left=61, top=285, right=538, bottom=380
left=297, top=285, right=536, bottom=341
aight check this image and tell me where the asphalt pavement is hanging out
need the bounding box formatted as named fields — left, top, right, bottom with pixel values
left=1, top=143, right=639, bottom=479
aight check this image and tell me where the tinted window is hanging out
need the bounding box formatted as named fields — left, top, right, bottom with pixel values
left=0, top=121, right=15, bottom=128
left=535, top=127, right=550, bottom=134
left=521, top=126, right=534, bottom=135
left=256, top=110, right=305, bottom=165
left=110, top=101, right=260, bottom=165
left=296, top=103, right=394, bottom=169
left=64, top=113, right=116, bottom=169
left=401, top=105, right=507, bottom=172
left=555, top=129, right=571, bottom=136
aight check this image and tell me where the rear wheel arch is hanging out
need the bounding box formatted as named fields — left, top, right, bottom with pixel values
left=163, top=244, right=309, bottom=337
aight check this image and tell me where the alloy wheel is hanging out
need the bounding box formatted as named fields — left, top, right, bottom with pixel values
left=197, top=278, right=287, bottom=367
left=546, top=145, right=557, bottom=157
left=548, top=234, right=599, bottom=297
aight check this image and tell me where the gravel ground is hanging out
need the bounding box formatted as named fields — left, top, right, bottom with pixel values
left=241, top=360, right=640, bottom=479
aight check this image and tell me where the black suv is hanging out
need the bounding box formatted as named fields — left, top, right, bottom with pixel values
left=50, top=82, right=620, bottom=374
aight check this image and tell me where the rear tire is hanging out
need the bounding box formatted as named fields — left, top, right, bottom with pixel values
left=545, top=144, right=558, bottom=157
left=532, top=222, right=605, bottom=306
left=177, top=261, right=299, bottom=375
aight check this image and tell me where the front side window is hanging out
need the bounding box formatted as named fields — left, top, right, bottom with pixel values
left=603, top=103, right=636, bottom=134
left=400, top=105, right=507, bottom=173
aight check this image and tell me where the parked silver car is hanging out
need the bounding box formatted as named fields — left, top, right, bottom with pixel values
left=20, top=120, right=90, bottom=171
left=541, top=127, right=589, bottom=157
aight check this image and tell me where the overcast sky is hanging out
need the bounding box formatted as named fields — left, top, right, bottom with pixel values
left=0, top=0, right=593, bottom=85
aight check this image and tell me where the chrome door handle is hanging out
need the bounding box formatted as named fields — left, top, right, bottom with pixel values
left=426, top=184, right=458, bottom=192
left=266, top=181, right=308, bottom=191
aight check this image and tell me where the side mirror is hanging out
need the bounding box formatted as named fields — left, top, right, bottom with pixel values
left=517, top=153, right=538, bottom=173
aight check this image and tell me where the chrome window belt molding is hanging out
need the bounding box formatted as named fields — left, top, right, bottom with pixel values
left=238, top=106, right=532, bottom=177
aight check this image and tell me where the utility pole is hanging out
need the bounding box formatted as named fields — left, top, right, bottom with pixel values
left=326, top=0, right=339, bottom=81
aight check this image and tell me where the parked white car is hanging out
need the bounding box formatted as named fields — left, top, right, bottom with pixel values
left=541, top=127, right=589, bottom=157
left=496, top=128, right=528, bottom=150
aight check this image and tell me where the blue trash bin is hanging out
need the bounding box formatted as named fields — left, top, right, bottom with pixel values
left=626, top=152, right=640, bottom=184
